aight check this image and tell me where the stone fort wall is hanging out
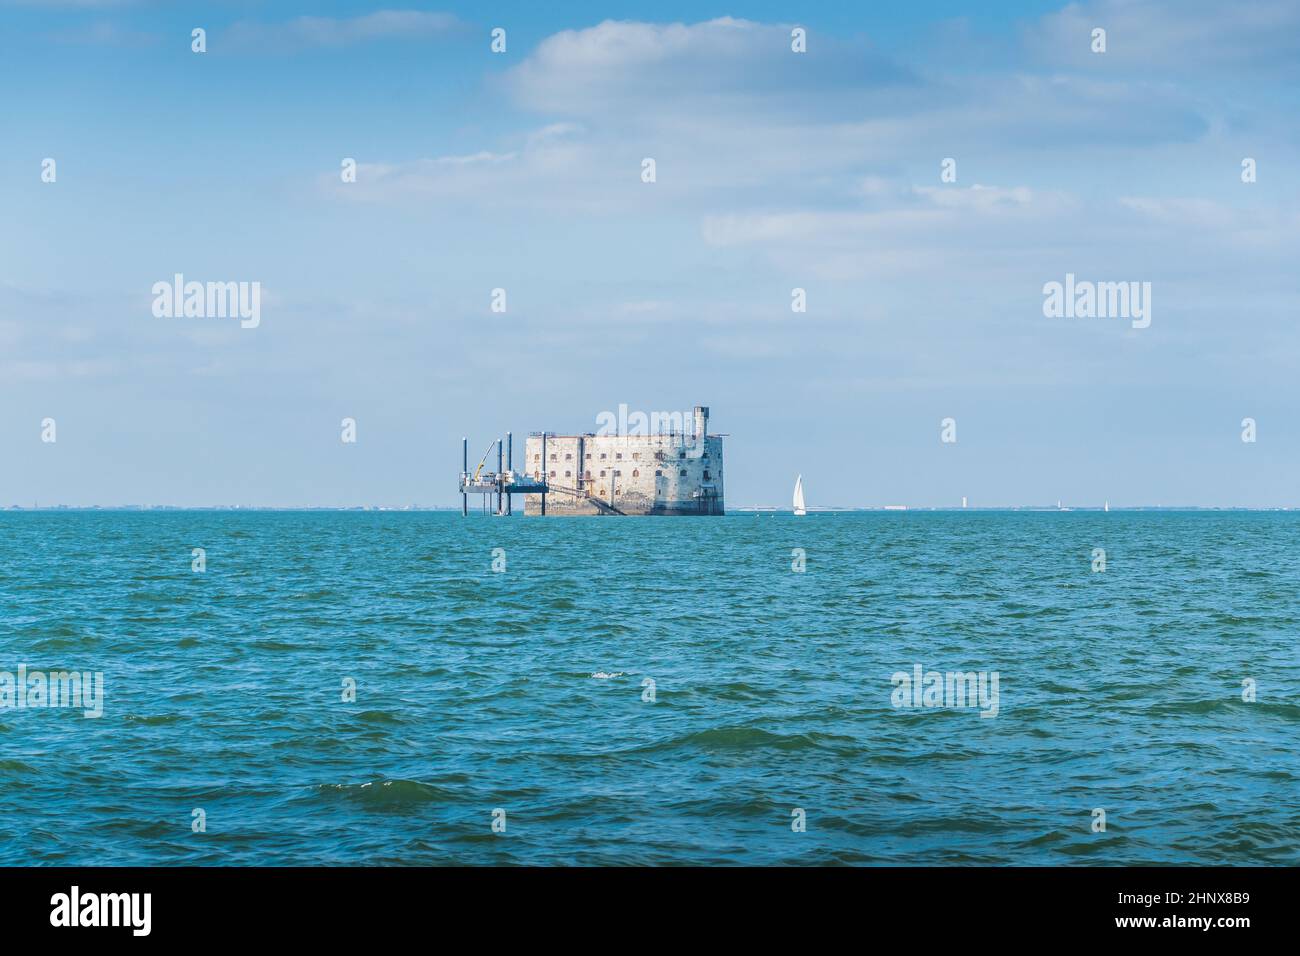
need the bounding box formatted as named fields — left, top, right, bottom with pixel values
left=522, top=432, right=724, bottom=515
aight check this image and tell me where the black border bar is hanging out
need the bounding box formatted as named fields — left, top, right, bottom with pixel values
left=0, top=866, right=1282, bottom=941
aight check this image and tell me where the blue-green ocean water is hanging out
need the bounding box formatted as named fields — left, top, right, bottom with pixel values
left=0, top=511, right=1296, bottom=866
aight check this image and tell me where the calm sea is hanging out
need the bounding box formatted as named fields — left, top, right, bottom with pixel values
left=0, top=510, right=1296, bottom=865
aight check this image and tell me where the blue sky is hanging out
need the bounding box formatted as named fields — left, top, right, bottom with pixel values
left=2, top=0, right=1297, bottom=507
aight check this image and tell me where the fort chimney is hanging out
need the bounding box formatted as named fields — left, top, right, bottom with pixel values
left=693, top=405, right=709, bottom=438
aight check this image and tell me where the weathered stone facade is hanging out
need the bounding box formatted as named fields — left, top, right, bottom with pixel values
left=522, top=408, right=724, bottom=516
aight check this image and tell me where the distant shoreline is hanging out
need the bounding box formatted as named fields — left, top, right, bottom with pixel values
left=4, top=506, right=1296, bottom=514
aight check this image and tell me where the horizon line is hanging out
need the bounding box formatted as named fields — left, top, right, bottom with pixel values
left=3, top=505, right=1297, bottom=513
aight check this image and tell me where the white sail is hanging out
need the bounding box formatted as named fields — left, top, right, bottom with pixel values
left=793, top=475, right=806, bottom=515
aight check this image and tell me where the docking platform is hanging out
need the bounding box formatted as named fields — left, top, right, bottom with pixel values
left=459, top=433, right=548, bottom=515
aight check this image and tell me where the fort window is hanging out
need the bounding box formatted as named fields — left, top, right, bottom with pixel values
left=678, top=451, right=686, bottom=459
left=585, top=453, right=592, bottom=460
left=533, top=454, right=539, bottom=462
left=655, top=469, right=662, bottom=477
left=616, top=453, right=622, bottom=460
left=550, top=454, right=557, bottom=461
left=679, top=469, right=687, bottom=477
left=600, top=470, right=607, bottom=477
left=632, top=469, right=640, bottom=477
left=600, top=453, right=607, bottom=460
left=549, top=470, right=556, bottom=478
left=565, top=453, right=572, bottom=460
left=585, top=470, right=592, bottom=479
left=632, top=452, right=640, bottom=460
left=704, top=470, right=711, bottom=480
left=614, top=470, right=622, bottom=477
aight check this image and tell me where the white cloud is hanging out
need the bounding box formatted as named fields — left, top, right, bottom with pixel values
left=503, top=16, right=913, bottom=117
left=226, top=10, right=460, bottom=51
left=337, top=11, right=1214, bottom=216
left=313, top=13, right=1294, bottom=300
left=701, top=186, right=1075, bottom=248
left=912, top=184, right=1036, bottom=209
left=322, top=140, right=597, bottom=208
left=1023, top=0, right=1300, bottom=73
left=1117, top=196, right=1300, bottom=253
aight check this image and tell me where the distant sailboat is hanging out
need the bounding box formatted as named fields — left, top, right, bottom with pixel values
left=793, top=475, right=807, bottom=516
left=1104, top=501, right=1109, bottom=512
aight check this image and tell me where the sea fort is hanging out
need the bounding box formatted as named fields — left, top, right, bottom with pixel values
left=459, top=405, right=724, bottom=516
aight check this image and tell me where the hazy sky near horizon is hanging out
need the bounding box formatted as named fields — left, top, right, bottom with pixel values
left=2, top=0, right=1297, bottom=507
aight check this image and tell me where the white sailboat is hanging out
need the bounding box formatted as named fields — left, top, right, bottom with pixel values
left=1104, top=501, right=1109, bottom=512
left=793, top=475, right=807, bottom=516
